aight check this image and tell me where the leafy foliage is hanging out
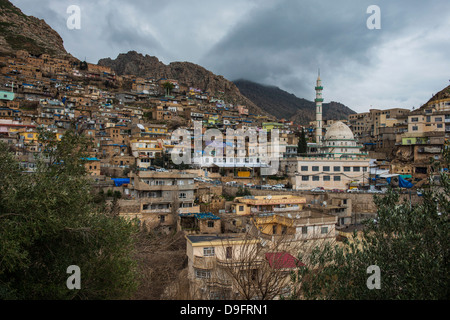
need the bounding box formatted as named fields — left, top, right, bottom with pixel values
left=236, top=186, right=252, bottom=197
left=0, top=129, right=139, bottom=300
left=297, top=128, right=308, bottom=155
left=292, top=146, right=450, bottom=300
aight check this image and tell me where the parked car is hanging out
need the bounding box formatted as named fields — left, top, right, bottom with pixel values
left=245, top=183, right=255, bottom=188
left=272, top=184, right=285, bottom=190
left=225, top=181, right=237, bottom=186
left=331, top=189, right=344, bottom=193
left=261, top=184, right=272, bottom=189
left=347, top=188, right=361, bottom=193
left=311, top=187, right=325, bottom=193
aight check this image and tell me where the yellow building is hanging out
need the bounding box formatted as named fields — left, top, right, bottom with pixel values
left=262, top=122, right=284, bottom=133
left=130, top=138, right=164, bottom=169
left=18, top=131, right=39, bottom=143
left=232, top=195, right=306, bottom=216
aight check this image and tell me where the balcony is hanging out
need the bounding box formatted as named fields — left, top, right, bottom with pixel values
left=193, top=256, right=216, bottom=269
left=273, top=206, right=300, bottom=212
left=141, top=208, right=171, bottom=214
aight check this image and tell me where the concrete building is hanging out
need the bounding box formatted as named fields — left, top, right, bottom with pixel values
left=120, top=171, right=200, bottom=230
left=231, top=195, right=307, bottom=216
left=282, top=121, right=370, bottom=190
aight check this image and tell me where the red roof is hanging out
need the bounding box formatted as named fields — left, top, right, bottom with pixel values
left=265, top=252, right=305, bottom=269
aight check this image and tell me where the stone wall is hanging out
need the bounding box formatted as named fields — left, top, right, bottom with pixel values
left=223, top=186, right=422, bottom=220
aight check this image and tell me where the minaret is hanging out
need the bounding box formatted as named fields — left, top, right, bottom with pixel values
left=315, top=71, right=324, bottom=145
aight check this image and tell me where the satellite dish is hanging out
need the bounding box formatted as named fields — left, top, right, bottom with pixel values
left=267, top=195, right=272, bottom=200
left=137, top=124, right=145, bottom=130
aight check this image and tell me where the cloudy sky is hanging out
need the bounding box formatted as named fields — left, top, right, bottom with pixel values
left=11, top=0, right=450, bottom=113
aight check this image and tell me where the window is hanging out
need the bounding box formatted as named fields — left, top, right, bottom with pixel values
left=301, top=166, right=308, bottom=171
left=239, top=205, right=244, bottom=212
left=302, top=176, right=309, bottom=181
left=179, top=193, right=187, bottom=199
left=437, top=124, right=443, bottom=129
left=412, top=126, right=418, bottom=131
left=344, top=167, right=351, bottom=172
left=321, top=227, right=329, bottom=234
left=353, top=167, right=361, bottom=172
left=226, top=247, right=233, bottom=259
left=203, top=247, right=215, bottom=257
left=207, top=221, right=215, bottom=228
left=313, top=176, right=320, bottom=181
left=435, top=117, right=442, bottom=122
left=334, top=166, right=341, bottom=172
left=302, top=226, right=308, bottom=235
left=312, top=166, right=319, bottom=172
left=334, top=176, right=341, bottom=181
left=323, top=176, right=331, bottom=181
left=411, top=117, right=419, bottom=122
left=195, top=269, right=211, bottom=279
left=323, top=166, right=330, bottom=172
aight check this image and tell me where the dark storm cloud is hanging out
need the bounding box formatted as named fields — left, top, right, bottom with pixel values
left=10, top=0, right=450, bottom=111
left=202, top=0, right=450, bottom=109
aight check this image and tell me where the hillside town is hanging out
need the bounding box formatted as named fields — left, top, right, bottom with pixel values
left=0, top=48, right=448, bottom=300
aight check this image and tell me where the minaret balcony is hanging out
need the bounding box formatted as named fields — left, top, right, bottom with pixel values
left=315, top=86, right=323, bottom=90
left=315, top=98, right=324, bottom=103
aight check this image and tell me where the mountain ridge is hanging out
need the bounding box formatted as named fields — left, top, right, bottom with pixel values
left=0, top=0, right=68, bottom=57
left=233, top=79, right=356, bottom=125
left=98, top=51, right=271, bottom=117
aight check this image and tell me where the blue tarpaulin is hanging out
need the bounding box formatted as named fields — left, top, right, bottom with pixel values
left=112, top=178, right=130, bottom=187
left=387, top=176, right=413, bottom=189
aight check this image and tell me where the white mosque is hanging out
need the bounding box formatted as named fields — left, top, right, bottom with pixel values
left=281, top=74, right=371, bottom=190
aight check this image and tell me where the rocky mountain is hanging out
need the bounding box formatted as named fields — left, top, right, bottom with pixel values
left=234, top=79, right=356, bottom=125
left=0, top=0, right=68, bottom=57
left=98, top=51, right=270, bottom=117
left=424, top=85, right=450, bottom=107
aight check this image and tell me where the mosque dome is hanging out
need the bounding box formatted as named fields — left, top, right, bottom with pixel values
left=324, top=121, right=355, bottom=141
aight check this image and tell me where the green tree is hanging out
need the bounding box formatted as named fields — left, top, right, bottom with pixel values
left=162, top=81, right=175, bottom=97
left=297, top=128, right=308, bottom=155
left=236, top=186, right=252, bottom=197
left=0, top=129, right=139, bottom=300
left=79, top=60, right=88, bottom=71
left=291, top=146, right=450, bottom=300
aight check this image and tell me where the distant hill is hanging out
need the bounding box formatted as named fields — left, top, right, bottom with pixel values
left=0, top=0, right=68, bottom=57
left=234, top=79, right=356, bottom=125
left=98, top=51, right=270, bottom=117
